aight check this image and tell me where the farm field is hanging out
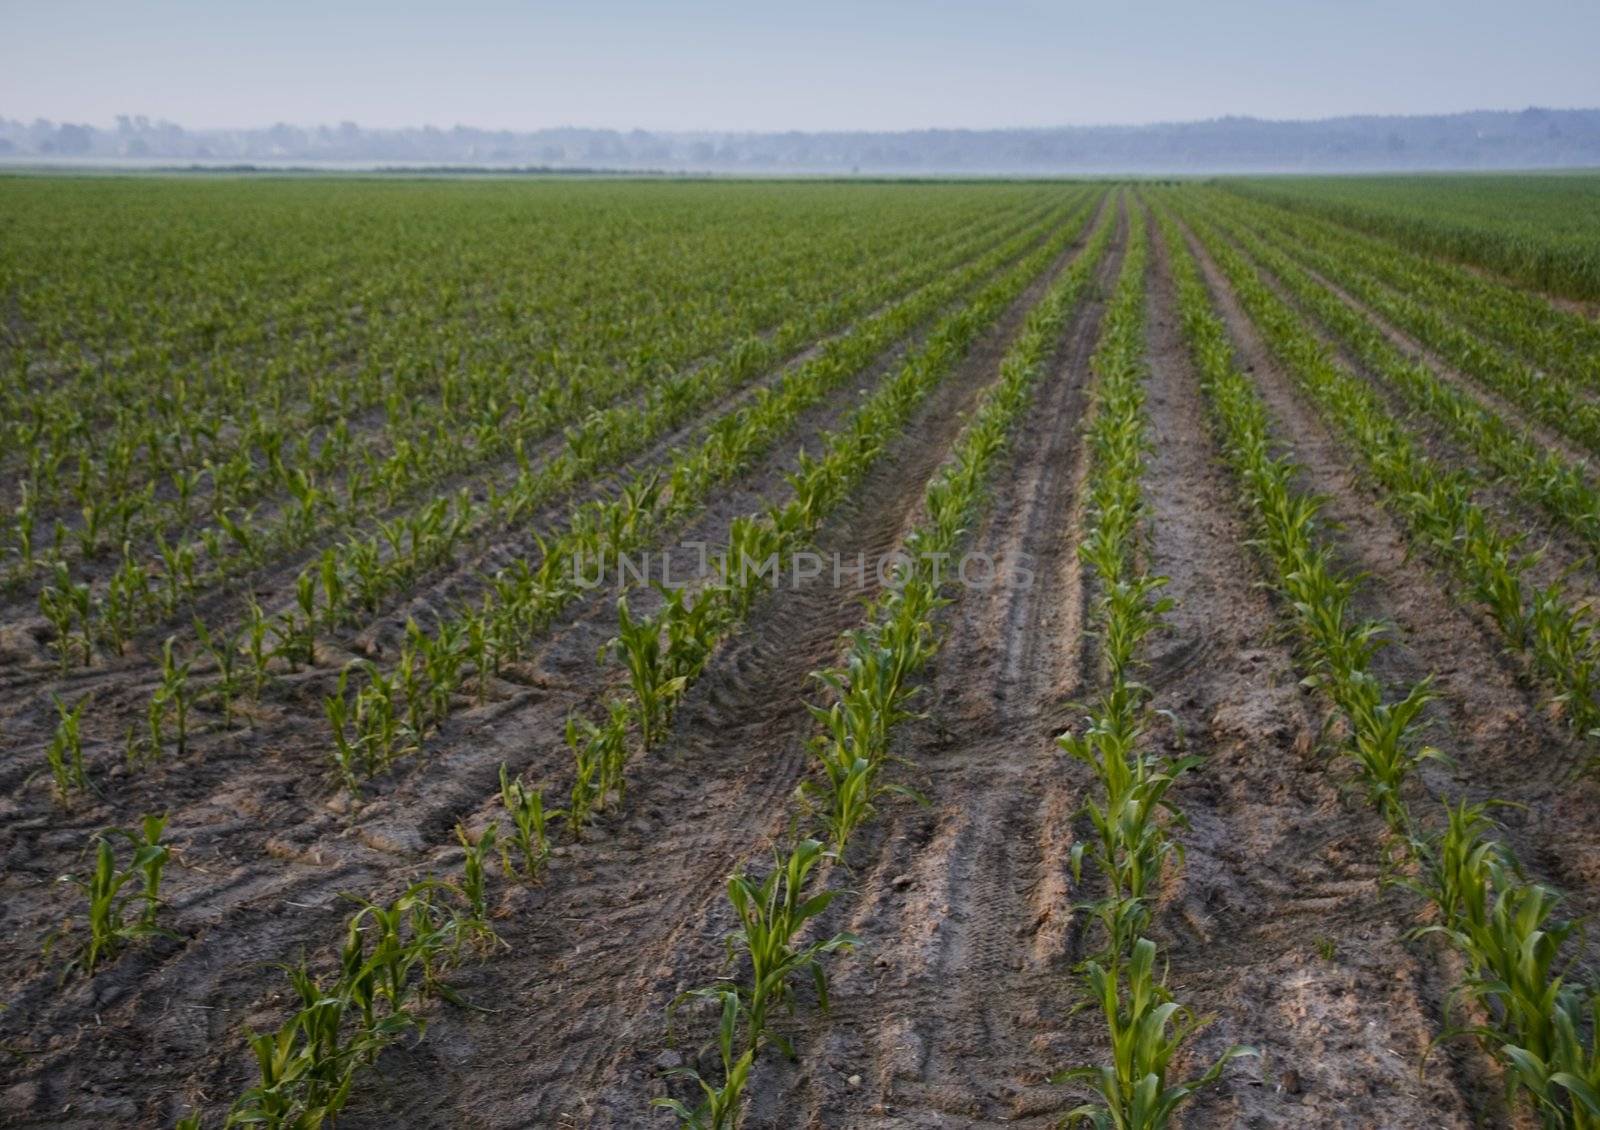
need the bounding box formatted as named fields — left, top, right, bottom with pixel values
left=1227, top=172, right=1600, bottom=304
left=4, top=173, right=1600, bottom=1129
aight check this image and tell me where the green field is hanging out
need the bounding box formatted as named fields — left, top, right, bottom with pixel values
left=5, top=174, right=1600, bottom=1130
left=1224, top=171, right=1600, bottom=300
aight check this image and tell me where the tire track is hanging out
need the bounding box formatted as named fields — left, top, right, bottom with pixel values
left=1140, top=208, right=1485, bottom=1128
left=745, top=197, right=1129, bottom=1130
left=1173, top=212, right=1600, bottom=934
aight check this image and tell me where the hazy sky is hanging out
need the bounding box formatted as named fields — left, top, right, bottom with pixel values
left=3, top=0, right=1597, bottom=132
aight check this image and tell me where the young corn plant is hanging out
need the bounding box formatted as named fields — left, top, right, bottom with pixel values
left=156, top=532, right=197, bottom=614
left=1409, top=801, right=1583, bottom=1096
left=153, top=635, right=195, bottom=758
left=193, top=616, right=245, bottom=728
left=660, top=583, right=733, bottom=686
left=358, top=661, right=417, bottom=778
left=227, top=968, right=371, bottom=1128
left=801, top=640, right=926, bottom=854
left=53, top=813, right=173, bottom=977
left=1062, top=713, right=1199, bottom=962
left=498, top=762, right=551, bottom=881
left=655, top=986, right=756, bottom=1130
left=11, top=481, right=37, bottom=572
left=318, top=546, right=346, bottom=630
left=722, top=516, right=785, bottom=616
left=39, top=561, right=93, bottom=672
left=453, top=821, right=500, bottom=951
left=1500, top=992, right=1600, bottom=1130
left=565, top=712, right=607, bottom=838
left=583, top=698, right=634, bottom=809
left=272, top=596, right=315, bottom=674
left=722, top=837, right=857, bottom=1057
left=1054, top=937, right=1255, bottom=1129
left=243, top=596, right=273, bottom=699
left=605, top=596, right=686, bottom=751
left=326, top=667, right=362, bottom=794
left=218, top=883, right=464, bottom=1129
left=103, top=549, right=149, bottom=652
left=1339, top=673, right=1444, bottom=836
left=45, top=694, right=89, bottom=801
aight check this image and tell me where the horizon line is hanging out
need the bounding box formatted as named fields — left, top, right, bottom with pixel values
left=8, top=104, right=1600, bottom=137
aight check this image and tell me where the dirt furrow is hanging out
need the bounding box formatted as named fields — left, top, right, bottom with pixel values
left=709, top=198, right=1131, bottom=1130
left=1140, top=210, right=1486, bottom=1128
left=1203, top=213, right=1600, bottom=608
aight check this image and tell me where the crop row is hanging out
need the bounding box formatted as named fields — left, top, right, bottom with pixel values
left=1156, top=196, right=1600, bottom=1129
left=1172, top=200, right=1600, bottom=740
left=1224, top=175, right=1600, bottom=303
left=484, top=192, right=1109, bottom=841
left=1203, top=190, right=1600, bottom=463
left=318, top=193, right=1101, bottom=794
left=1051, top=204, right=1251, bottom=1128
left=9, top=192, right=1067, bottom=634
left=29, top=194, right=1063, bottom=650
left=651, top=188, right=1118, bottom=1127
left=589, top=200, right=1115, bottom=848
left=1190, top=191, right=1600, bottom=562
left=4, top=198, right=893, bottom=544
left=52, top=192, right=1110, bottom=1128
left=33, top=194, right=1094, bottom=803
left=1214, top=189, right=1600, bottom=392
left=3, top=183, right=1041, bottom=527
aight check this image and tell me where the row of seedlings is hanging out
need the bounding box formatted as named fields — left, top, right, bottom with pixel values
left=1050, top=206, right=1253, bottom=1128
left=1157, top=200, right=1600, bottom=1129
left=1173, top=201, right=1600, bottom=743
left=650, top=197, right=1120, bottom=1128
left=159, top=194, right=1111, bottom=1129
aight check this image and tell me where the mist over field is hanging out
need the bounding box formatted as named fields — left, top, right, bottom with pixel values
left=4, top=107, right=1600, bottom=174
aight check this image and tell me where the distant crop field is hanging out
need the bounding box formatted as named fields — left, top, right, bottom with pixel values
left=1226, top=171, right=1600, bottom=301
left=5, top=174, right=1600, bottom=1129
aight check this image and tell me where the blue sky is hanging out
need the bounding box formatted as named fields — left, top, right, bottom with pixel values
left=3, top=0, right=1597, bottom=132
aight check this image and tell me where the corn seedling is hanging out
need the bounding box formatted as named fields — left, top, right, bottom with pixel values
left=153, top=635, right=195, bottom=758
left=564, top=713, right=607, bottom=837
left=453, top=821, right=500, bottom=950
left=326, top=667, right=361, bottom=794
left=243, top=595, right=272, bottom=698
left=52, top=813, right=172, bottom=977
left=606, top=596, right=687, bottom=750
left=655, top=986, right=756, bottom=1130
left=498, top=762, right=550, bottom=881
left=193, top=615, right=245, bottom=728
left=722, top=837, right=857, bottom=1056
left=45, top=693, right=89, bottom=801
left=39, top=561, right=93, bottom=672
left=1054, top=938, right=1255, bottom=1129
